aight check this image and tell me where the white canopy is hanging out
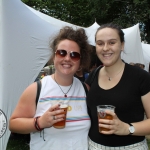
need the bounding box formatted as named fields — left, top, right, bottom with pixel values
left=142, top=43, right=150, bottom=71
left=0, top=0, right=146, bottom=149
left=25, top=4, right=145, bottom=66
left=121, top=25, right=144, bottom=65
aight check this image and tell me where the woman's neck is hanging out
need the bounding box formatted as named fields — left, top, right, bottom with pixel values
left=52, top=73, right=73, bottom=86
left=104, top=61, right=125, bottom=77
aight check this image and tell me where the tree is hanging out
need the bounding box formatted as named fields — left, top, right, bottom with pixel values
left=111, top=0, right=150, bottom=43
left=21, top=0, right=94, bottom=26
left=89, top=0, right=150, bottom=43
left=21, top=0, right=150, bottom=43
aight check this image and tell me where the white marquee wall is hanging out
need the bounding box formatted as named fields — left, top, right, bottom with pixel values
left=142, top=43, right=150, bottom=71
left=1, top=0, right=59, bottom=149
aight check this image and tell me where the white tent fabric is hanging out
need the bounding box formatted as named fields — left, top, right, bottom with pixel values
left=121, top=25, right=144, bottom=65
left=1, top=0, right=59, bottom=149
left=142, top=43, right=150, bottom=71
left=0, top=0, right=146, bottom=149
left=23, top=4, right=145, bottom=66
left=84, top=22, right=100, bottom=45
left=25, top=4, right=83, bottom=29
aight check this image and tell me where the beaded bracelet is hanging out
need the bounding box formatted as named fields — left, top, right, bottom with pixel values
left=34, top=116, right=44, bottom=131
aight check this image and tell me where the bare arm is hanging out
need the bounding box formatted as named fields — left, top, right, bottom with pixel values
left=99, top=92, right=150, bottom=136
left=131, top=91, right=150, bottom=136
left=9, top=82, right=65, bottom=134
left=9, top=82, right=37, bottom=134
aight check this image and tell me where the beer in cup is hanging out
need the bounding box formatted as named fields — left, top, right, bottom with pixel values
left=97, top=105, right=115, bottom=132
left=53, top=103, right=68, bottom=129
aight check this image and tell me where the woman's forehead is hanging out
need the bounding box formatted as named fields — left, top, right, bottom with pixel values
left=96, top=28, right=120, bottom=41
left=97, top=28, right=118, bottom=35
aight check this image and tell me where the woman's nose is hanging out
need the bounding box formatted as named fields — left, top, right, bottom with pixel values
left=64, top=52, right=71, bottom=60
left=103, top=43, right=109, bottom=51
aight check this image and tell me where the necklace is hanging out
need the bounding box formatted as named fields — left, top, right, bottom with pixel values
left=54, top=74, right=73, bottom=97
left=106, top=64, right=124, bottom=81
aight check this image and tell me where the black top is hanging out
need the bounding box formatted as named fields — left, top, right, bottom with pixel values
left=85, top=63, right=150, bottom=146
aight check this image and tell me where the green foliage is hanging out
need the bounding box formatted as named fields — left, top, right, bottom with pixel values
left=147, top=138, right=150, bottom=147
left=110, top=0, right=150, bottom=43
left=21, top=0, right=150, bottom=43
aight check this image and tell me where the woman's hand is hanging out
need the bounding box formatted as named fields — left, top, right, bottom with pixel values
left=98, top=110, right=129, bottom=135
left=38, top=104, right=65, bottom=129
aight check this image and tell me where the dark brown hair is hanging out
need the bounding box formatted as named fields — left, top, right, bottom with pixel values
left=95, top=23, right=125, bottom=43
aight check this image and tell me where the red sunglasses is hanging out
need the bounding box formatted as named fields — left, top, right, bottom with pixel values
left=55, top=49, right=81, bottom=62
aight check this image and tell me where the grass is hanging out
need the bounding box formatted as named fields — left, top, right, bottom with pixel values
left=147, top=139, right=150, bottom=149
left=6, top=133, right=150, bottom=150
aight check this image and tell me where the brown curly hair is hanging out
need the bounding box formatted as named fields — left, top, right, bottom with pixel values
left=50, top=26, right=91, bottom=70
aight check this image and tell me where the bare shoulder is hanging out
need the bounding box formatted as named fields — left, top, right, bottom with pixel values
left=21, top=82, right=37, bottom=101
left=10, top=82, right=38, bottom=119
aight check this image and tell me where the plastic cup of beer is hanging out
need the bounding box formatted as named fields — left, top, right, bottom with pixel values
left=53, top=102, right=68, bottom=129
left=97, top=105, right=115, bottom=132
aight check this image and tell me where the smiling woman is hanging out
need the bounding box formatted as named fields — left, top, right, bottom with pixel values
left=86, top=23, right=150, bottom=150
left=9, top=26, right=92, bottom=150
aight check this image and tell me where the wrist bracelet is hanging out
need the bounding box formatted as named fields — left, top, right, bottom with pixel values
left=34, top=116, right=44, bottom=131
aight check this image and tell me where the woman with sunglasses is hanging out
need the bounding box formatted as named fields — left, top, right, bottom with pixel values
left=9, top=26, right=91, bottom=150
left=85, top=23, right=150, bottom=149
